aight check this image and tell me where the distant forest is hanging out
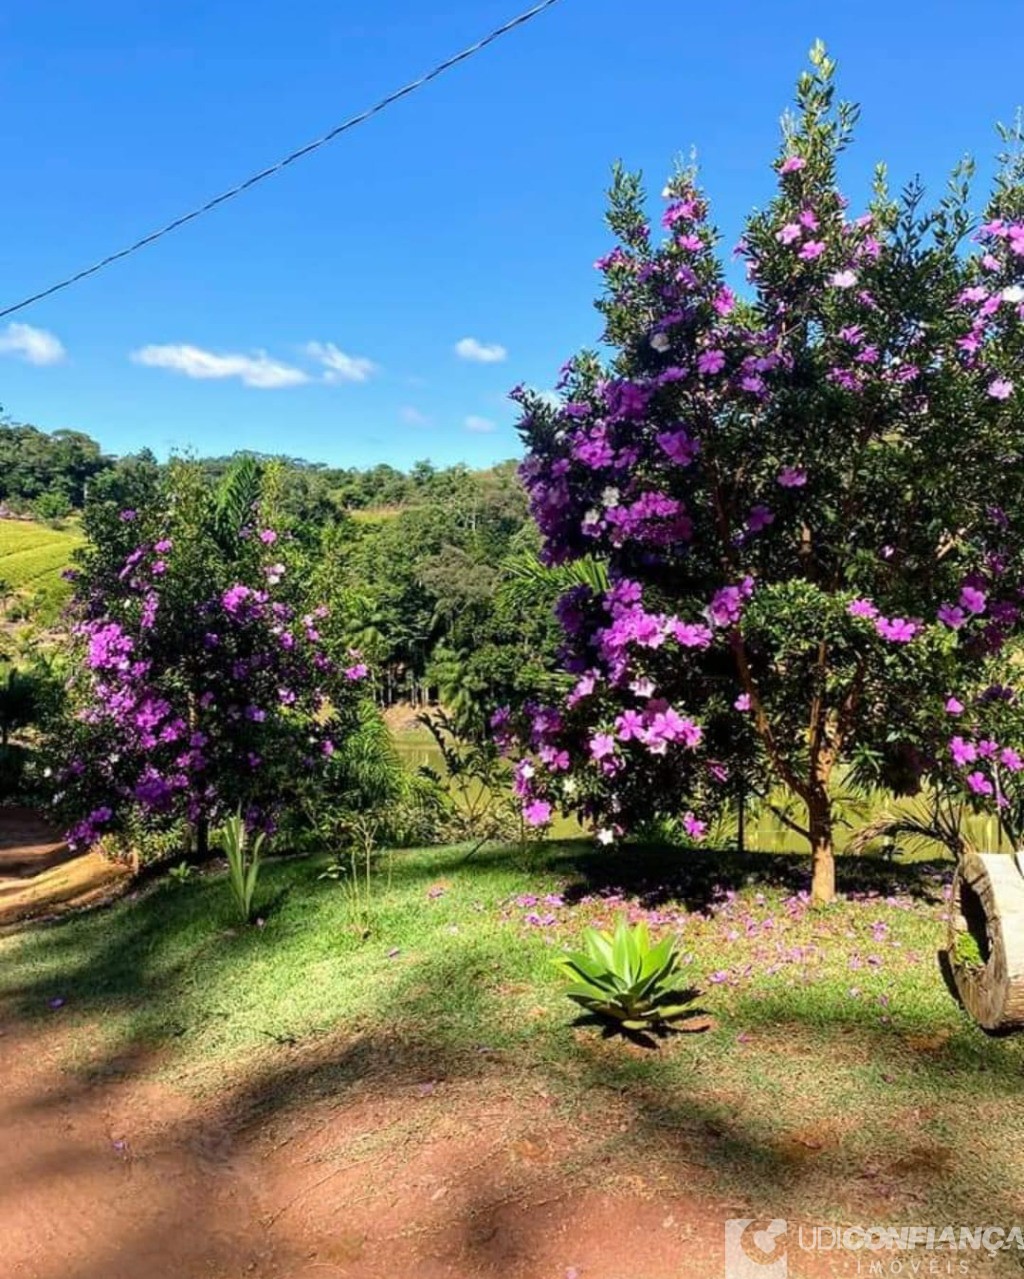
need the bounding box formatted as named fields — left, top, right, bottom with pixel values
left=0, top=418, right=511, bottom=519
left=0, top=420, right=568, bottom=724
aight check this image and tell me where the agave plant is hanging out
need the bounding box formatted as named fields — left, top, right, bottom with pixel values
left=553, top=917, right=698, bottom=1030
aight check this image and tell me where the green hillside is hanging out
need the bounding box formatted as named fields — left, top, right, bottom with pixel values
left=0, top=518, right=83, bottom=618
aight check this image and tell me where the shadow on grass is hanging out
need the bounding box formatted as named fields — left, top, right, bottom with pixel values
left=556, top=841, right=952, bottom=913
left=5, top=906, right=1024, bottom=1277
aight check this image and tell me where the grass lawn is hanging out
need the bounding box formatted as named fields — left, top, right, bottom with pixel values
left=4, top=837, right=1024, bottom=1256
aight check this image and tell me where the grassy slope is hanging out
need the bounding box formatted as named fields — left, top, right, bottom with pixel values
left=3, top=841, right=1024, bottom=1233
left=0, top=518, right=82, bottom=613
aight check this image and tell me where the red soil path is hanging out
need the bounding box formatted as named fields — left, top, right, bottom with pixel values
left=0, top=807, right=129, bottom=929
left=0, top=1017, right=887, bottom=1279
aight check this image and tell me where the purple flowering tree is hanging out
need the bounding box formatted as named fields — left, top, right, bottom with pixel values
left=54, top=459, right=369, bottom=858
left=506, top=46, right=1024, bottom=902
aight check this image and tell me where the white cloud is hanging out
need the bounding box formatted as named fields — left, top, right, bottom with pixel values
left=131, top=343, right=309, bottom=389
left=304, top=341, right=376, bottom=384
left=0, top=322, right=66, bottom=366
left=400, top=406, right=429, bottom=425
left=464, top=415, right=496, bottom=433
left=454, top=336, right=507, bottom=364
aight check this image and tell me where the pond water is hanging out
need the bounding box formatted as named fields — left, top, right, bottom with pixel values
left=394, top=735, right=1012, bottom=856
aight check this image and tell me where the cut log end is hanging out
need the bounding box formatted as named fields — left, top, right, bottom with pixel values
left=946, top=853, right=1024, bottom=1034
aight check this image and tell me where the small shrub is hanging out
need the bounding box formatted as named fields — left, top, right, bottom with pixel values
left=219, top=811, right=265, bottom=924
left=553, top=918, right=699, bottom=1030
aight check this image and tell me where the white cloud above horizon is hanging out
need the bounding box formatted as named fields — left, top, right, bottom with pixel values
left=454, top=336, right=507, bottom=364
left=464, top=414, right=496, bottom=433
left=305, top=341, right=377, bottom=384
left=131, top=343, right=309, bottom=389
left=0, top=322, right=66, bottom=366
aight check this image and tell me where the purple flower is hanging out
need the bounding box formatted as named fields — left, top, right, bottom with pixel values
left=589, top=733, right=616, bottom=761
left=683, top=812, right=706, bottom=840
left=259, top=528, right=278, bottom=545
left=966, top=771, right=994, bottom=796
left=734, top=693, right=751, bottom=711
left=779, top=155, right=806, bottom=174
left=746, top=504, right=775, bottom=533
left=875, top=616, right=918, bottom=643
left=777, top=466, right=807, bottom=488
left=798, top=240, right=826, bottom=260
left=960, top=586, right=987, bottom=615
left=524, top=799, right=552, bottom=826
left=697, top=349, right=726, bottom=375
left=119, top=509, right=137, bottom=522
left=945, top=697, right=964, bottom=716
left=950, top=736, right=977, bottom=767
left=847, top=598, right=878, bottom=620
left=938, top=603, right=965, bottom=629
left=989, top=378, right=1014, bottom=400
left=656, top=428, right=699, bottom=467
left=615, top=709, right=646, bottom=741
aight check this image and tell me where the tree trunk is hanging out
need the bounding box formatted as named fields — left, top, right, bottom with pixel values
left=185, top=816, right=212, bottom=865
left=807, top=788, right=835, bottom=904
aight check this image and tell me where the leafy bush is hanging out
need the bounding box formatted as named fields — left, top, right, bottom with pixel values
left=419, top=708, right=523, bottom=853
left=553, top=918, right=699, bottom=1030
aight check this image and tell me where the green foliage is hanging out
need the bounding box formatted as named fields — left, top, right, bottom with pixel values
left=219, top=811, right=265, bottom=925
left=0, top=421, right=110, bottom=510
left=952, top=929, right=985, bottom=970
left=418, top=708, right=523, bottom=853
left=0, top=744, right=28, bottom=799
left=553, top=917, right=699, bottom=1030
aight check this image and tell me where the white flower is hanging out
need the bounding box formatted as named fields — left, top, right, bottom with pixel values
left=661, top=185, right=673, bottom=199
left=582, top=508, right=601, bottom=527
left=563, top=777, right=578, bottom=796
left=597, top=828, right=615, bottom=845
left=630, top=677, right=655, bottom=698
left=601, top=487, right=620, bottom=508
left=650, top=332, right=671, bottom=353
left=519, top=761, right=535, bottom=780
left=1002, top=285, right=1024, bottom=304
left=43, top=767, right=52, bottom=778
left=829, top=270, right=857, bottom=288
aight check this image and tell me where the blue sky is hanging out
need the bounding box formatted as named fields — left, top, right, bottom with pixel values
left=0, top=0, right=1018, bottom=470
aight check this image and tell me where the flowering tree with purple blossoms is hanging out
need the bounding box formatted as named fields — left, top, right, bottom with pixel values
left=507, top=45, right=1024, bottom=903
left=53, top=458, right=369, bottom=858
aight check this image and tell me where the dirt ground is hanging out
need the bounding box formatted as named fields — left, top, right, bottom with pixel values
left=0, top=807, right=128, bottom=929
left=3, top=1014, right=1014, bottom=1279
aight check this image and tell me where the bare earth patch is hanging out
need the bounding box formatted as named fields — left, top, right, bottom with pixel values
left=0, top=807, right=129, bottom=929
left=3, top=1017, right=1015, bottom=1279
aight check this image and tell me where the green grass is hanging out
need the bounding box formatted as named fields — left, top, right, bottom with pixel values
left=4, top=840, right=1024, bottom=1237
left=0, top=517, right=82, bottom=616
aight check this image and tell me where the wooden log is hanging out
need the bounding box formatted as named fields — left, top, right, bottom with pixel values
left=946, top=852, right=1024, bottom=1033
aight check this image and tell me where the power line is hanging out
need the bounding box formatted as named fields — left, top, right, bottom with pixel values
left=0, top=0, right=564, bottom=321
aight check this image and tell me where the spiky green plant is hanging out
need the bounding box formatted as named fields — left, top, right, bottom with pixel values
left=553, top=918, right=699, bottom=1030
left=219, top=810, right=265, bottom=924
